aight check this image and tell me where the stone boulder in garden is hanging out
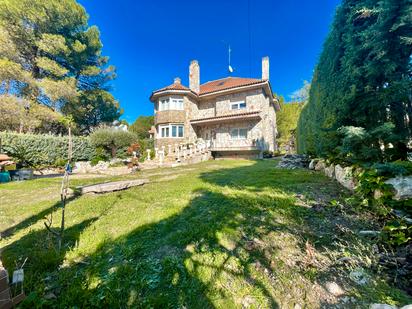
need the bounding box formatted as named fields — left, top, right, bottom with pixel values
left=335, top=164, right=356, bottom=191
left=385, top=176, right=412, bottom=200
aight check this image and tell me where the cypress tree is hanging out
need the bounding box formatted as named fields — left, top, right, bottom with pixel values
left=297, top=0, right=412, bottom=161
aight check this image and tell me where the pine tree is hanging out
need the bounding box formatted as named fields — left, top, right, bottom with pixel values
left=0, top=0, right=121, bottom=133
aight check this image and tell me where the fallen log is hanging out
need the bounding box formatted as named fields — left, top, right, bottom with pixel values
left=72, top=179, right=149, bottom=195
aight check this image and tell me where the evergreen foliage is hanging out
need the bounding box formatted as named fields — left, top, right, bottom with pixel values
left=129, top=116, right=154, bottom=139
left=0, top=132, right=94, bottom=167
left=276, top=96, right=305, bottom=152
left=90, top=128, right=138, bottom=158
left=0, top=0, right=122, bottom=134
left=297, top=0, right=412, bottom=162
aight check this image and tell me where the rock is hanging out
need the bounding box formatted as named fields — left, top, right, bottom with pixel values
left=93, top=161, right=109, bottom=171
left=73, top=161, right=92, bottom=174
left=314, top=160, right=326, bottom=171
left=385, top=176, right=412, bottom=200
left=73, top=161, right=111, bottom=174
left=337, top=257, right=354, bottom=264
left=324, top=164, right=335, bottom=178
left=241, top=295, right=256, bottom=308
left=392, top=210, right=412, bottom=224
left=44, top=292, right=57, bottom=300
left=335, top=165, right=356, bottom=191
left=370, top=304, right=397, bottom=309
left=309, top=159, right=318, bottom=170
left=374, top=189, right=384, bottom=200
left=277, top=154, right=310, bottom=169
left=325, top=281, right=345, bottom=296
left=400, top=305, right=412, bottom=309
left=77, top=179, right=149, bottom=194
left=349, top=268, right=369, bottom=285
left=359, top=230, right=380, bottom=237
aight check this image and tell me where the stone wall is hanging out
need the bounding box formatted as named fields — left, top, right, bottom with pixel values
left=154, top=110, right=186, bottom=125
left=155, top=138, right=185, bottom=150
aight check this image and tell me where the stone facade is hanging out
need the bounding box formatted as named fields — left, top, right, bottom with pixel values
left=154, top=110, right=186, bottom=124
left=150, top=57, right=278, bottom=157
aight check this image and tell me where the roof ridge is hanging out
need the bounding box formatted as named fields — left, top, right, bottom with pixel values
left=200, top=76, right=262, bottom=86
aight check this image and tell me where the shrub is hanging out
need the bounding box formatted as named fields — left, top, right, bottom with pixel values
left=262, top=150, right=273, bottom=158
left=90, top=128, right=137, bottom=158
left=137, top=138, right=154, bottom=162
left=0, top=132, right=94, bottom=168
left=391, top=161, right=412, bottom=175
left=372, top=163, right=408, bottom=177
left=90, top=146, right=110, bottom=166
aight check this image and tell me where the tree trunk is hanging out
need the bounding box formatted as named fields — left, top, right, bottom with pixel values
left=111, top=145, right=117, bottom=158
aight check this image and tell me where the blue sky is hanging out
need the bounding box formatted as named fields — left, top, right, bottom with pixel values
left=79, top=0, right=341, bottom=123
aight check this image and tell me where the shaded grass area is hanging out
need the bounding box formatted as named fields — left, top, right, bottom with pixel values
left=0, top=160, right=411, bottom=308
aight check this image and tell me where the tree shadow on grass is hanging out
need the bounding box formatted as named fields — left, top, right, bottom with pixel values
left=1, top=217, right=98, bottom=300
left=47, top=187, right=291, bottom=308
left=0, top=193, right=81, bottom=239
left=2, top=160, right=407, bottom=308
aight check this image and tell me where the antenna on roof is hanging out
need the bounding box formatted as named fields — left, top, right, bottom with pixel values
left=228, top=45, right=234, bottom=73
left=221, top=40, right=234, bottom=75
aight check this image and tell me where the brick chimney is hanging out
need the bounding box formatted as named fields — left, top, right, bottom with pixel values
left=262, top=56, right=269, bottom=80
left=189, top=60, right=200, bottom=93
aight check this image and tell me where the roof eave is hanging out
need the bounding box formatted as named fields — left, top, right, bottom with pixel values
left=150, top=89, right=198, bottom=102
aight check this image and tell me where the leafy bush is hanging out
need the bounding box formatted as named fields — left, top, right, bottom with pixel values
left=54, top=158, right=67, bottom=167
left=129, top=115, right=154, bottom=139
left=90, top=128, right=137, bottom=158
left=381, top=219, right=412, bottom=247
left=262, top=150, right=273, bottom=158
left=372, top=163, right=408, bottom=177
left=138, top=138, right=154, bottom=162
left=391, top=161, right=412, bottom=175
left=90, top=147, right=110, bottom=166
left=0, top=132, right=94, bottom=168
left=335, top=124, right=398, bottom=163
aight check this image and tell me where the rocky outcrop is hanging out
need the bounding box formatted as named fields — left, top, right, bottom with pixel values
left=335, top=164, right=356, bottom=191
left=385, top=176, right=412, bottom=200
left=277, top=154, right=310, bottom=169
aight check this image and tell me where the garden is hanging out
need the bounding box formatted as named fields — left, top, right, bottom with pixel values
left=1, top=159, right=411, bottom=308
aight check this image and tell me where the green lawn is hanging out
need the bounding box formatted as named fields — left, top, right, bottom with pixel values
left=0, top=160, right=410, bottom=308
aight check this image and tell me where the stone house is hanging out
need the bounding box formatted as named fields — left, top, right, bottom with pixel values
left=149, top=57, right=279, bottom=158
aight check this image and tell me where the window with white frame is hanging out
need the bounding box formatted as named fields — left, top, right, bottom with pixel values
left=158, top=124, right=184, bottom=138
left=230, top=128, right=248, bottom=139
left=230, top=101, right=246, bottom=110
left=158, top=97, right=184, bottom=111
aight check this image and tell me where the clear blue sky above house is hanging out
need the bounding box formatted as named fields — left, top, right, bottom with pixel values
left=78, top=0, right=341, bottom=123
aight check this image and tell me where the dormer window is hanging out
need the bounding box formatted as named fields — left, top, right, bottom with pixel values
left=231, top=101, right=246, bottom=110
left=159, top=97, right=184, bottom=111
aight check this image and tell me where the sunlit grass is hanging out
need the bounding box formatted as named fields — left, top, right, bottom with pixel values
left=1, top=160, right=410, bottom=308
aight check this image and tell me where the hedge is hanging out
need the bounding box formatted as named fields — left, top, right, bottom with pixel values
left=0, top=132, right=95, bottom=167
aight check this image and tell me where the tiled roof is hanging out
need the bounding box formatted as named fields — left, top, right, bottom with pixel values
left=199, top=77, right=264, bottom=95
left=152, top=82, right=191, bottom=94
left=191, top=110, right=261, bottom=124
left=152, top=77, right=266, bottom=97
